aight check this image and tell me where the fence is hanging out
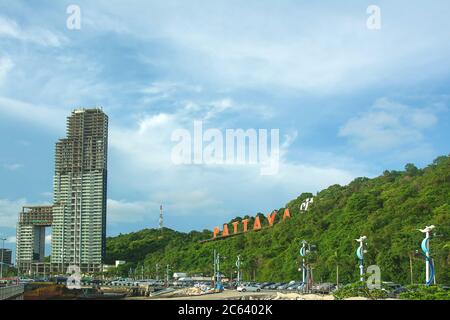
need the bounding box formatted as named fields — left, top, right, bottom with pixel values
left=0, top=284, right=25, bottom=300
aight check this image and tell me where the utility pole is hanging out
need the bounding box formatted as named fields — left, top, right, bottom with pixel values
left=335, top=251, right=339, bottom=290
left=235, top=255, right=241, bottom=285
left=213, top=250, right=223, bottom=290
left=166, top=264, right=170, bottom=287
left=409, top=252, right=414, bottom=285
left=0, top=237, right=6, bottom=278
left=155, top=264, right=160, bottom=281
left=419, top=225, right=436, bottom=286
left=355, top=236, right=367, bottom=282
left=216, top=253, right=220, bottom=284
left=213, top=250, right=217, bottom=286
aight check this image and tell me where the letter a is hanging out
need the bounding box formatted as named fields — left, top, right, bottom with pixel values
left=366, top=5, right=381, bottom=30
left=253, top=216, right=262, bottom=231
left=283, top=208, right=291, bottom=221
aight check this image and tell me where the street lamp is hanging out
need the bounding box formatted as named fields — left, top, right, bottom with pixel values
left=166, top=264, right=171, bottom=287
left=300, top=240, right=316, bottom=292
left=300, top=240, right=307, bottom=286
left=419, top=225, right=436, bottom=286
left=235, top=255, right=241, bottom=284
left=155, top=263, right=160, bottom=281
left=355, top=236, right=367, bottom=282
left=0, top=237, right=6, bottom=279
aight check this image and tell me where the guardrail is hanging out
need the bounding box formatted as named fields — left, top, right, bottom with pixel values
left=0, top=284, right=25, bottom=300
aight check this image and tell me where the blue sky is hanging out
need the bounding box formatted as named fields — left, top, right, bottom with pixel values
left=1, top=1, right=449, bottom=257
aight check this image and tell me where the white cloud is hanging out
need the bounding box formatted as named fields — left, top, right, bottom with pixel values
left=108, top=112, right=360, bottom=227
left=45, top=234, right=51, bottom=244
left=339, top=98, right=444, bottom=152
left=0, top=198, right=26, bottom=228
left=0, top=96, right=67, bottom=132
left=88, top=1, right=450, bottom=94
left=0, top=56, right=14, bottom=84
left=2, top=163, right=22, bottom=171
left=6, top=236, right=16, bottom=244
left=0, top=16, right=67, bottom=47
left=107, top=199, right=155, bottom=224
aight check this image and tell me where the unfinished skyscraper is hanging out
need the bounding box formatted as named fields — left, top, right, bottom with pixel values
left=51, top=108, right=108, bottom=273
left=16, top=206, right=53, bottom=273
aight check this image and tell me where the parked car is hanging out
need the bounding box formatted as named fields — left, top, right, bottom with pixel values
left=267, top=282, right=282, bottom=290
left=381, top=282, right=406, bottom=297
left=287, top=282, right=302, bottom=290
left=277, top=283, right=290, bottom=290
left=260, top=282, right=274, bottom=289
left=19, top=278, right=35, bottom=284
left=237, top=283, right=261, bottom=292
left=111, top=279, right=133, bottom=286
left=296, top=283, right=305, bottom=291
left=311, top=283, right=336, bottom=294
left=90, top=279, right=103, bottom=286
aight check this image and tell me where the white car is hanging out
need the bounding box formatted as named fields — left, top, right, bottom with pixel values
left=237, top=283, right=261, bottom=292
left=19, top=278, right=34, bottom=284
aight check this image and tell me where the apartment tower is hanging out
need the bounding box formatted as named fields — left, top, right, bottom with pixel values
left=51, top=108, right=108, bottom=273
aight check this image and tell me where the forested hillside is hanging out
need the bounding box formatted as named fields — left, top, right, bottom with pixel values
left=106, top=156, right=450, bottom=284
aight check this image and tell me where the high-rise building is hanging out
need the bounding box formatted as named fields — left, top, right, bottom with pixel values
left=16, top=205, right=53, bottom=272
left=50, top=108, right=108, bottom=272
left=0, top=249, right=12, bottom=266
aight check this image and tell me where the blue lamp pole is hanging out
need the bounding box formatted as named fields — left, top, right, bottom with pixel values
left=300, top=240, right=307, bottom=285
left=355, top=236, right=367, bottom=282
left=419, top=225, right=436, bottom=286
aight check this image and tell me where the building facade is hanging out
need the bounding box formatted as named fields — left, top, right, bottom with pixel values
left=15, top=108, right=108, bottom=275
left=16, top=206, right=53, bottom=273
left=51, top=108, right=108, bottom=273
left=0, top=249, right=12, bottom=266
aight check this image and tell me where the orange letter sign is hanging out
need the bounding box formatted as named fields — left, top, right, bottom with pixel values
left=253, top=216, right=262, bottom=231
left=222, top=224, right=229, bottom=237
left=213, top=227, right=220, bottom=238
left=283, top=208, right=291, bottom=221
left=267, top=211, right=277, bottom=227
left=232, top=221, right=239, bottom=234
left=242, top=219, right=249, bottom=233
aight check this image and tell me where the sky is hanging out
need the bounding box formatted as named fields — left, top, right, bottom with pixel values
left=0, top=1, right=449, bottom=258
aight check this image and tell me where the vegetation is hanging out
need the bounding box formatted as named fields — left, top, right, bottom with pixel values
left=332, top=282, right=388, bottom=300
left=106, top=156, right=450, bottom=285
left=399, top=285, right=450, bottom=300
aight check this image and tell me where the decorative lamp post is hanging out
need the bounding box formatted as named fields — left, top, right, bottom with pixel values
left=355, top=236, right=367, bottom=282
left=419, top=225, right=436, bottom=286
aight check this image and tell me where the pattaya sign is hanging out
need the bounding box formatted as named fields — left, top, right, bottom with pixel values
left=212, top=198, right=314, bottom=239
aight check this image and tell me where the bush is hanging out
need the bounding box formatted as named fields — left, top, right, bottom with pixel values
left=400, top=285, right=450, bottom=300
left=333, top=282, right=388, bottom=300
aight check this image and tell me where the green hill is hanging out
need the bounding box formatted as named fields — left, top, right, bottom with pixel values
left=106, top=156, right=450, bottom=284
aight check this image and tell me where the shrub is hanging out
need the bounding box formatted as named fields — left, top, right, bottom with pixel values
left=400, top=285, right=450, bottom=300
left=333, top=282, right=388, bottom=300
